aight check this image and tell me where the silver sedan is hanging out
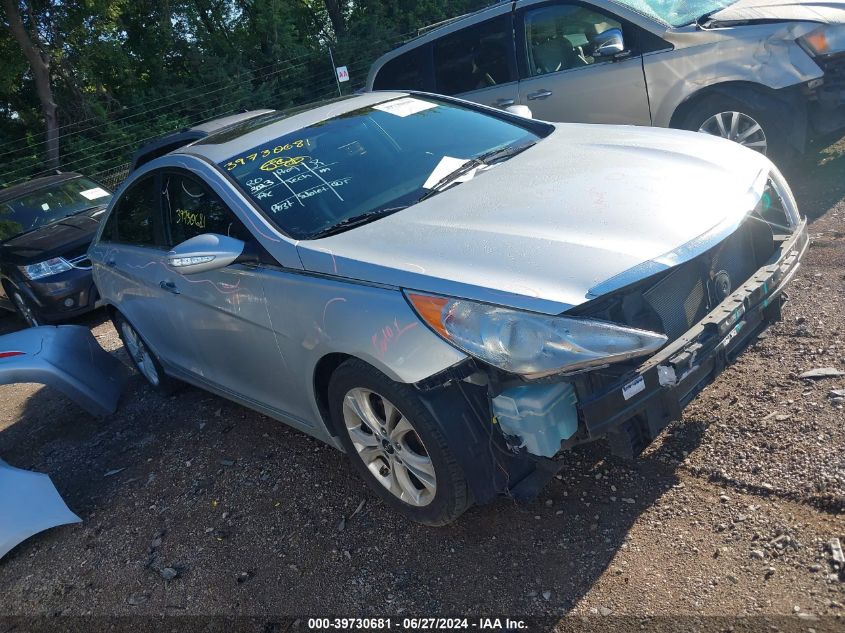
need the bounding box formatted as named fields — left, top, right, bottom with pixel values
left=89, top=92, right=807, bottom=524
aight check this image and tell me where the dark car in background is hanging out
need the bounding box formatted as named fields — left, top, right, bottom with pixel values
left=0, top=172, right=112, bottom=326
left=129, top=109, right=274, bottom=173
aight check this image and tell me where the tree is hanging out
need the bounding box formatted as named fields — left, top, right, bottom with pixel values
left=1, top=0, right=59, bottom=168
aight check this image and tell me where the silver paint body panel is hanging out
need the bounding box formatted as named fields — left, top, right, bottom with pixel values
left=90, top=93, right=772, bottom=448
left=0, top=325, right=127, bottom=417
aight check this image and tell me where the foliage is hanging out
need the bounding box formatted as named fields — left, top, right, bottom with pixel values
left=0, top=0, right=489, bottom=187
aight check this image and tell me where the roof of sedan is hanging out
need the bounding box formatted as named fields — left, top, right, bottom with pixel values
left=178, top=91, right=409, bottom=164
left=0, top=172, right=83, bottom=203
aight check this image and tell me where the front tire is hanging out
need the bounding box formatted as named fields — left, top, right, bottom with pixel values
left=681, top=94, right=792, bottom=164
left=113, top=312, right=178, bottom=395
left=11, top=290, right=42, bottom=327
left=328, top=358, right=472, bottom=526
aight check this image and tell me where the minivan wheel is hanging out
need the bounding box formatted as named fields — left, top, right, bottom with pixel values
left=699, top=110, right=767, bottom=154
left=113, top=313, right=178, bottom=394
left=682, top=94, right=789, bottom=162
left=12, top=291, right=41, bottom=327
left=328, top=358, right=472, bottom=526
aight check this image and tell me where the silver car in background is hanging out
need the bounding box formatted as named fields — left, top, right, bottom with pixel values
left=89, top=92, right=807, bottom=525
left=367, top=0, right=845, bottom=160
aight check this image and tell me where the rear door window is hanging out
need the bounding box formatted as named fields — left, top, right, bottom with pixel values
left=372, top=45, right=434, bottom=92
left=108, top=176, right=162, bottom=247
left=433, top=15, right=516, bottom=96
left=161, top=173, right=252, bottom=247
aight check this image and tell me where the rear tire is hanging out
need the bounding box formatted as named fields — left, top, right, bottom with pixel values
left=328, top=358, right=472, bottom=526
left=112, top=312, right=179, bottom=395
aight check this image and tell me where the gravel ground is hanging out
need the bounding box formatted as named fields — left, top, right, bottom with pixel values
left=0, top=138, right=843, bottom=628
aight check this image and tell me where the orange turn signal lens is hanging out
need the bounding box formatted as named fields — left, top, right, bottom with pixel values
left=804, top=30, right=829, bottom=54
left=407, top=293, right=450, bottom=338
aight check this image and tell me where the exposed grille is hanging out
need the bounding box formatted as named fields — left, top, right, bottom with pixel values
left=642, top=220, right=766, bottom=341
left=643, top=262, right=708, bottom=340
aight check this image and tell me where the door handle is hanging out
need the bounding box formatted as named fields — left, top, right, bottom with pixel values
left=494, top=98, right=515, bottom=107
left=106, top=259, right=116, bottom=267
left=159, top=280, right=180, bottom=295
left=527, top=89, right=553, bottom=101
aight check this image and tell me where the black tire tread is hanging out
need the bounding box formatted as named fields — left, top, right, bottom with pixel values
left=680, top=93, right=795, bottom=166
left=112, top=311, right=180, bottom=395
left=328, top=358, right=471, bottom=526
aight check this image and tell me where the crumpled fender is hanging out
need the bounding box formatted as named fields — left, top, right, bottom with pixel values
left=0, top=325, right=127, bottom=417
left=651, top=22, right=824, bottom=129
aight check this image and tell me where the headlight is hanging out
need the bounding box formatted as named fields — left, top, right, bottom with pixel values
left=798, top=24, right=845, bottom=56
left=407, top=293, right=667, bottom=379
left=19, top=257, right=73, bottom=280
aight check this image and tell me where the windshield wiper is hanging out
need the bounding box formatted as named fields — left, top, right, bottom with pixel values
left=476, top=140, right=537, bottom=165
left=309, top=206, right=408, bottom=239
left=417, top=140, right=537, bottom=203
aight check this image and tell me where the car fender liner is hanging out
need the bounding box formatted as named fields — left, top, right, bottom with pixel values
left=413, top=377, right=548, bottom=504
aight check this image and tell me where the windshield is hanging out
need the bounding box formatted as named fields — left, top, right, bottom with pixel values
left=221, top=96, right=544, bottom=240
left=610, top=0, right=737, bottom=26
left=0, top=177, right=112, bottom=242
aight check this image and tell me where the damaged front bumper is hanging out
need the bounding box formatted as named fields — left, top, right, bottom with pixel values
left=577, top=218, right=808, bottom=458
left=805, top=52, right=845, bottom=139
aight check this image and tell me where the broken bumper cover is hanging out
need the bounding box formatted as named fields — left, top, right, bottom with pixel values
left=577, top=220, right=809, bottom=456
left=0, top=325, right=127, bottom=416
left=807, top=53, right=845, bottom=138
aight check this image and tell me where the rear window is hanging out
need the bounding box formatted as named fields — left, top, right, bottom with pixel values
left=221, top=96, right=545, bottom=240
left=372, top=45, right=433, bottom=92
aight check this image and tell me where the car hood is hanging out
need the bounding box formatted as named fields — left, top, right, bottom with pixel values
left=296, top=124, right=772, bottom=315
left=711, top=0, right=845, bottom=24
left=0, top=207, right=105, bottom=265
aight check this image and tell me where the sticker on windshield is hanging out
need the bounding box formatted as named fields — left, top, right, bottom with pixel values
left=80, top=187, right=110, bottom=201
left=423, top=156, right=477, bottom=189
left=373, top=97, right=437, bottom=118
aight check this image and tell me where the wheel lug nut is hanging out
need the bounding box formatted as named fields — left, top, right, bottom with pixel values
left=379, top=466, right=389, bottom=477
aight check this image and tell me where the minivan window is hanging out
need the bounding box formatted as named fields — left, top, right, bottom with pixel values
left=524, top=4, right=623, bottom=77
left=109, top=176, right=158, bottom=247
left=221, top=96, right=545, bottom=240
left=433, top=15, right=515, bottom=96
left=372, top=45, right=433, bottom=91
left=162, top=173, right=252, bottom=247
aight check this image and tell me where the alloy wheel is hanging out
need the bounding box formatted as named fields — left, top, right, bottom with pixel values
left=12, top=292, right=39, bottom=327
left=342, top=387, right=436, bottom=507
left=120, top=322, right=161, bottom=386
left=698, top=111, right=768, bottom=155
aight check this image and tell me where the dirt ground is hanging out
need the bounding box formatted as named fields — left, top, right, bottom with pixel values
left=0, top=138, right=844, bottom=630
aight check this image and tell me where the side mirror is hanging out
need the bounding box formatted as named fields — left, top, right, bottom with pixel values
left=167, top=233, right=247, bottom=275
left=592, top=28, right=626, bottom=58
left=505, top=104, right=533, bottom=119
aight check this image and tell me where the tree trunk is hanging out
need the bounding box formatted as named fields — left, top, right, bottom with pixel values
left=2, top=0, right=59, bottom=169
left=323, top=0, right=346, bottom=40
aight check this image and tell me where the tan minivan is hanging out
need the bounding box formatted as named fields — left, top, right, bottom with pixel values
left=366, top=0, right=845, bottom=161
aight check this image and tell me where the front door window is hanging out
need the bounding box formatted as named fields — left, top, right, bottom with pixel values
left=524, top=4, right=623, bottom=76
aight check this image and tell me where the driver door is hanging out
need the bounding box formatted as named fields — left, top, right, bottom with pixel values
left=515, top=0, right=651, bottom=125
left=157, top=171, right=293, bottom=411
